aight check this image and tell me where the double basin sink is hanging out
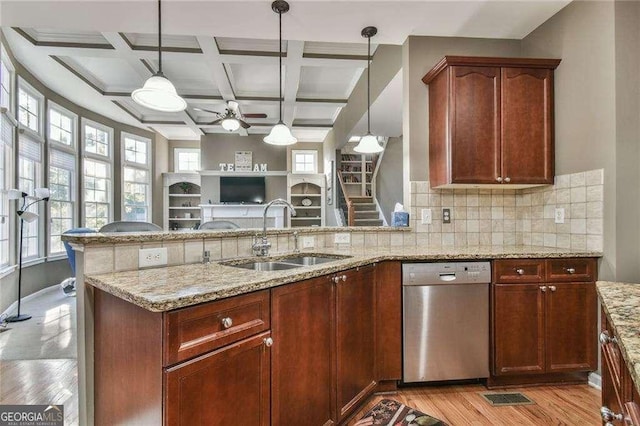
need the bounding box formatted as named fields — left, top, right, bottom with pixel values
left=223, top=254, right=351, bottom=271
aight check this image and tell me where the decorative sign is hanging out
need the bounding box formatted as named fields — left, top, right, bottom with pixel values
left=219, top=163, right=268, bottom=172
left=235, top=151, right=252, bottom=172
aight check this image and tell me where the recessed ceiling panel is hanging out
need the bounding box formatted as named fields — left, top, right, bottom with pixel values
left=24, top=28, right=110, bottom=45
left=152, top=125, right=201, bottom=140
left=216, top=37, right=286, bottom=53
left=291, top=128, right=331, bottom=142
left=226, top=63, right=280, bottom=97
left=61, top=56, right=144, bottom=90
left=304, top=41, right=377, bottom=57
left=147, top=58, right=219, bottom=93
left=298, top=66, right=363, bottom=99
left=295, top=104, right=340, bottom=121
left=122, top=33, right=201, bottom=50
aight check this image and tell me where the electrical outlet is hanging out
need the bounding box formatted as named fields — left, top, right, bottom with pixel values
left=301, top=236, right=315, bottom=249
left=334, top=233, right=351, bottom=244
left=554, top=208, right=565, bottom=224
left=139, top=247, right=168, bottom=268
left=421, top=208, right=432, bottom=225
left=442, top=208, right=451, bottom=224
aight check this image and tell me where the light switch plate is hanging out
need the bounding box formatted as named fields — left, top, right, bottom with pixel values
left=301, top=236, right=315, bottom=249
left=421, top=208, right=432, bottom=225
left=554, top=208, right=565, bottom=224
left=334, top=233, right=351, bottom=244
left=139, top=247, right=168, bottom=268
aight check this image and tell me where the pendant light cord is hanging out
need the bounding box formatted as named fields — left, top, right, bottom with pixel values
left=158, top=0, right=163, bottom=74
left=278, top=9, right=283, bottom=122
left=367, top=35, right=371, bottom=134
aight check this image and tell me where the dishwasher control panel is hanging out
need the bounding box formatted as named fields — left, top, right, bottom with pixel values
left=402, top=262, right=491, bottom=285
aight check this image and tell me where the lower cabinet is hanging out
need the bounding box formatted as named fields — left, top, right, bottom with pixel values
left=164, top=332, right=271, bottom=426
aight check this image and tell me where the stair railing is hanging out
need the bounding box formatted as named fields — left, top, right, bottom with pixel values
left=337, top=171, right=355, bottom=226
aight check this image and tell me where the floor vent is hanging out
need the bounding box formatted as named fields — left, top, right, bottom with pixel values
left=480, top=392, right=535, bottom=406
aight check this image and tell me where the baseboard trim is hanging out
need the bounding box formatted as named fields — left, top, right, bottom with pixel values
left=1, top=284, right=62, bottom=318
left=588, top=372, right=602, bottom=390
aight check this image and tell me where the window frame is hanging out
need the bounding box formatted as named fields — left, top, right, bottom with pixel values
left=18, top=133, right=45, bottom=263
left=0, top=111, right=16, bottom=274
left=121, top=132, right=152, bottom=222
left=1, top=46, right=15, bottom=114
left=17, top=79, right=44, bottom=138
left=81, top=118, right=114, bottom=229
left=292, top=149, right=318, bottom=174
left=173, top=147, right=200, bottom=173
left=48, top=101, right=77, bottom=149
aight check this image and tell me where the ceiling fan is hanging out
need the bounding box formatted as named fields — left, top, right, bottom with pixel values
left=194, top=101, right=267, bottom=132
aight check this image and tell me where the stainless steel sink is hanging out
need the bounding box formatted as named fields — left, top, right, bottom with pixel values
left=232, top=261, right=302, bottom=271
left=278, top=255, right=348, bottom=266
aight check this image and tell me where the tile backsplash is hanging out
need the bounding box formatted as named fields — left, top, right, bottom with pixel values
left=409, top=169, right=604, bottom=250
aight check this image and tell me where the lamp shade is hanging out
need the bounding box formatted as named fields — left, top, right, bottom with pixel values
left=353, top=134, right=383, bottom=153
left=34, top=188, right=50, bottom=200
left=19, top=211, right=39, bottom=223
left=264, top=122, right=297, bottom=146
left=132, top=74, right=187, bottom=112
left=8, top=189, right=25, bottom=200
left=221, top=117, right=241, bottom=132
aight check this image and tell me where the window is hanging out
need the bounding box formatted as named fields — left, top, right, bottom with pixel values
left=49, top=150, right=76, bottom=255
left=1, top=57, right=12, bottom=111
left=49, top=105, right=75, bottom=146
left=174, top=148, right=200, bottom=173
left=18, top=84, right=42, bottom=134
left=0, top=114, right=14, bottom=268
left=18, top=135, right=43, bottom=260
left=82, top=120, right=113, bottom=229
left=122, top=134, right=151, bottom=222
left=292, top=150, right=318, bottom=174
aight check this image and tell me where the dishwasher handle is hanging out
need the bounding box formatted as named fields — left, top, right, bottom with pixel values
left=439, top=273, right=457, bottom=282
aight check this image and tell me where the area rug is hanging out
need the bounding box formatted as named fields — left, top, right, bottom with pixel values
left=357, top=399, right=446, bottom=426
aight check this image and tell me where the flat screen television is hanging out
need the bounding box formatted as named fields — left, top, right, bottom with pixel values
left=219, top=177, right=266, bottom=204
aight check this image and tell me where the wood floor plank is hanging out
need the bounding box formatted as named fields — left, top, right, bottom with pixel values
left=346, top=384, right=601, bottom=426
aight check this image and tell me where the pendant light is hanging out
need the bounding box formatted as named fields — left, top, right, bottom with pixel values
left=264, top=0, right=297, bottom=146
left=132, top=0, right=187, bottom=112
left=354, top=26, right=383, bottom=154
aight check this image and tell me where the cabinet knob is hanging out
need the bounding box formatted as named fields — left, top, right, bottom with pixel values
left=341, top=274, right=347, bottom=282
left=565, top=267, right=576, bottom=274
left=515, top=268, right=525, bottom=275
left=332, top=276, right=340, bottom=284
left=263, top=337, right=274, bottom=347
left=549, top=285, right=557, bottom=292
left=496, top=177, right=503, bottom=183
left=221, top=317, right=233, bottom=329
left=600, top=406, right=623, bottom=422
left=540, top=286, right=547, bottom=292
left=504, top=177, right=511, bottom=183
left=599, top=331, right=618, bottom=346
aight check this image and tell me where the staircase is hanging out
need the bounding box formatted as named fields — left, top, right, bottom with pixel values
left=336, top=149, right=384, bottom=227
left=350, top=196, right=383, bottom=226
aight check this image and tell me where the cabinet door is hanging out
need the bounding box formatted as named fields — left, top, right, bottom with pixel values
left=375, top=261, right=402, bottom=381
left=271, top=276, right=335, bottom=426
left=336, top=266, right=376, bottom=421
left=492, top=283, right=545, bottom=375
left=164, top=332, right=270, bottom=426
left=450, top=66, right=501, bottom=184
left=545, top=282, right=597, bottom=372
left=501, top=67, right=554, bottom=184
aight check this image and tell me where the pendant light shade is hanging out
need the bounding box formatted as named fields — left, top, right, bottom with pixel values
left=354, top=26, right=382, bottom=154
left=264, top=1, right=297, bottom=146
left=132, top=0, right=186, bottom=112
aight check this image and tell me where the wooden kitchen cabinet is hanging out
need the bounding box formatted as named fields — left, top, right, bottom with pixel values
left=423, top=56, right=560, bottom=188
left=271, top=275, right=335, bottom=426
left=164, top=332, right=271, bottom=426
left=491, top=258, right=597, bottom=386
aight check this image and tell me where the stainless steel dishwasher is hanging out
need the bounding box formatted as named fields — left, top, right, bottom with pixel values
left=403, top=262, right=491, bottom=383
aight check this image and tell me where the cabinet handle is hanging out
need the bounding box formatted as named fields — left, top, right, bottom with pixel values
left=540, top=286, right=547, bottom=292
left=221, top=317, right=233, bottom=329
left=549, top=285, right=557, bottom=292
left=496, top=177, right=503, bottom=183
left=332, top=276, right=340, bottom=284
left=599, top=331, right=618, bottom=346
left=565, top=267, right=576, bottom=274
left=504, top=177, right=511, bottom=183
left=515, top=268, right=525, bottom=275
left=263, top=337, right=274, bottom=347
left=341, top=274, right=347, bottom=282
left=600, top=406, right=623, bottom=422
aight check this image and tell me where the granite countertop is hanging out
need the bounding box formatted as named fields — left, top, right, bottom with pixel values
left=84, top=245, right=600, bottom=313
left=596, top=281, right=640, bottom=396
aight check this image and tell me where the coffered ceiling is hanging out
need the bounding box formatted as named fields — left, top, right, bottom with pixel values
left=0, top=0, right=571, bottom=142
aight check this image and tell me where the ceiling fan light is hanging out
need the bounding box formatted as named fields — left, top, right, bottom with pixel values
left=132, top=73, right=187, bottom=113
left=264, top=122, right=297, bottom=146
left=221, top=117, right=241, bottom=132
left=353, top=133, right=383, bottom=153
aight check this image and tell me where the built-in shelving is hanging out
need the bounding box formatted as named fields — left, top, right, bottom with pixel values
left=163, top=173, right=202, bottom=231
left=287, top=174, right=325, bottom=228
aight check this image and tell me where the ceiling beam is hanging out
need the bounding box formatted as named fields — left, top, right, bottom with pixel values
left=283, top=41, right=304, bottom=127
left=100, top=32, right=152, bottom=81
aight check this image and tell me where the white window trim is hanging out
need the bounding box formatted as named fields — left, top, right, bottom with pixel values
left=81, top=118, right=114, bottom=228
left=17, top=78, right=44, bottom=140
left=48, top=100, right=78, bottom=150
left=48, top=147, right=78, bottom=258
left=292, top=149, right=318, bottom=174
left=0, top=115, right=15, bottom=269
left=174, top=147, right=200, bottom=173
left=18, top=133, right=45, bottom=262
left=121, top=132, right=152, bottom=222
left=0, top=45, right=16, bottom=115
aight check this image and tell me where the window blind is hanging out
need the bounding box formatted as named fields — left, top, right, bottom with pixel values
left=50, top=149, right=75, bottom=171
left=0, top=115, right=13, bottom=147
left=19, top=134, right=41, bottom=162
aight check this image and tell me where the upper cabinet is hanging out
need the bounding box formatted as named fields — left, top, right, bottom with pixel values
left=423, top=56, right=561, bottom=188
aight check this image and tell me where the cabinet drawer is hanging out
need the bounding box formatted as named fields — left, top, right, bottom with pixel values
left=164, top=290, right=270, bottom=365
left=546, top=258, right=596, bottom=282
left=493, top=259, right=545, bottom=283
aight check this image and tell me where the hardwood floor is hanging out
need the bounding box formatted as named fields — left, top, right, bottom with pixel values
left=346, top=384, right=601, bottom=426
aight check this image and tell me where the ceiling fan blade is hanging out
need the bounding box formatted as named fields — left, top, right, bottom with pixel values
left=208, top=118, right=224, bottom=125
left=239, top=119, right=251, bottom=129
left=194, top=107, right=221, bottom=115
left=243, top=113, right=268, bottom=118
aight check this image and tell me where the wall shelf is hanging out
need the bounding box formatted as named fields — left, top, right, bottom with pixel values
left=287, top=174, right=326, bottom=228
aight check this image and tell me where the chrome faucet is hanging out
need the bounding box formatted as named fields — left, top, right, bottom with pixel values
left=252, top=198, right=296, bottom=256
